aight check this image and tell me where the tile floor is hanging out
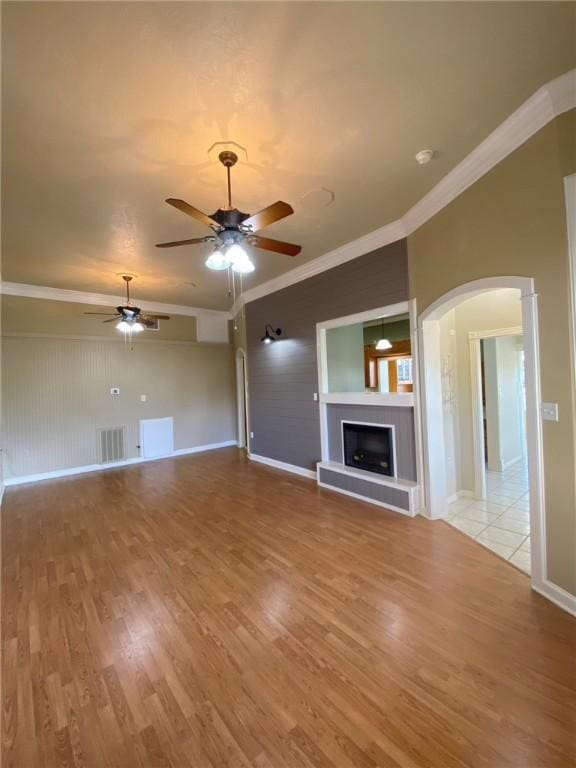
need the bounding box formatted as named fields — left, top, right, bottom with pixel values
left=446, top=460, right=531, bottom=573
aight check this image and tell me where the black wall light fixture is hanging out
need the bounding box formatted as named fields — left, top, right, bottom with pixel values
left=261, top=324, right=282, bottom=344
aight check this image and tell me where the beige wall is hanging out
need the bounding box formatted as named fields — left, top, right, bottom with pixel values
left=2, top=335, right=236, bottom=479
left=409, top=110, right=576, bottom=595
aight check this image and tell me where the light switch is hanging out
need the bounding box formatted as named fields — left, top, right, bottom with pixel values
left=110, top=387, right=120, bottom=395
left=140, top=394, right=147, bottom=402
left=313, top=392, right=318, bottom=401
left=250, top=431, right=254, bottom=439
left=541, top=402, right=559, bottom=421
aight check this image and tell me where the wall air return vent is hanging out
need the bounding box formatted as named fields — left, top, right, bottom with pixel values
left=97, top=427, right=126, bottom=463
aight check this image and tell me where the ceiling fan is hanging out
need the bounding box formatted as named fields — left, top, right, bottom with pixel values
left=84, top=275, right=170, bottom=332
left=156, top=150, right=302, bottom=273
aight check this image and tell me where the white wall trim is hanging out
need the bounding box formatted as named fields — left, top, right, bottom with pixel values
left=533, top=580, right=576, bottom=617
left=3, top=441, right=237, bottom=487
left=232, top=69, right=575, bottom=310
left=446, top=490, right=475, bottom=504
left=0, top=281, right=232, bottom=320
left=235, top=348, right=250, bottom=449
left=469, top=335, right=487, bottom=501
left=564, top=175, right=576, bottom=447
left=320, top=392, right=415, bottom=407
left=248, top=453, right=317, bottom=480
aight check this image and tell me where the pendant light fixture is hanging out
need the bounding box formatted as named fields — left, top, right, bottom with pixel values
left=375, top=317, right=392, bottom=350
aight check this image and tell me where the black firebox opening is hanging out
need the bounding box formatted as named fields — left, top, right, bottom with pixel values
left=342, top=422, right=394, bottom=477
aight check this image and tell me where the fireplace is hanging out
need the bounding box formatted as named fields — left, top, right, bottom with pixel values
left=342, top=422, right=394, bottom=477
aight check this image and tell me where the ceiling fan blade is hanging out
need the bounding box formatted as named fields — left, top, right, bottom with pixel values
left=242, top=201, right=294, bottom=232
left=103, top=317, right=120, bottom=324
left=165, top=199, right=220, bottom=229
left=142, top=314, right=170, bottom=320
left=84, top=312, right=117, bottom=316
left=249, top=235, right=301, bottom=257
left=156, top=237, right=210, bottom=249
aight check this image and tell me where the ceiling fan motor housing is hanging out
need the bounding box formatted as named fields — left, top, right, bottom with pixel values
left=218, top=150, right=238, bottom=168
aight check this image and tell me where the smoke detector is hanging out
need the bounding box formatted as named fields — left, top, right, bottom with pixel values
left=415, top=149, right=435, bottom=165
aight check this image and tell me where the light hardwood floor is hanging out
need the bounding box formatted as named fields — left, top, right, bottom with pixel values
left=2, top=448, right=575, bottom=767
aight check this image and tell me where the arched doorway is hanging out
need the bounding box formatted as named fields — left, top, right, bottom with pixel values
left=236, top=348, right=249, bottom=450
left=417, top=277, right=545, bottom=586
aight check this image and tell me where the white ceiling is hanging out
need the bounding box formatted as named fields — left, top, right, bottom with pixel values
left=2, top=2, right=575, bottom=310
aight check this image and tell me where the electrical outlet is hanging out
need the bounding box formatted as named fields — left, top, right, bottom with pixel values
left=110, top=387, right=120, bottom=395
left=541, top=402, right=559, bottom=421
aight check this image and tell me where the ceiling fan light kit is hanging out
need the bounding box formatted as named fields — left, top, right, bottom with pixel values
left=157, top=150, right=301, bottom=304
left=83, top=275, right=171, bottom=339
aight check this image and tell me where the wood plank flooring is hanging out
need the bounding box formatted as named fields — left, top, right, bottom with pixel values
left=2, top=448, right=575, bottom=767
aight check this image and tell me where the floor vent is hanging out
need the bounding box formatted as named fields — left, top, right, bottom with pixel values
left=97, top=427, right=126, bottom=463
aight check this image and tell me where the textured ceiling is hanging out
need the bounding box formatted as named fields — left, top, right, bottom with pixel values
left=2, top=2, right=575, bottom=310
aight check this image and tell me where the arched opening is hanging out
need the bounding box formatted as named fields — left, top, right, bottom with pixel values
left=417, top=277, right=545, bottom=586
left=236, top=348, right=249, bottom=450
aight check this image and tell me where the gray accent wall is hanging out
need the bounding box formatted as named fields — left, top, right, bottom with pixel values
left=245, top=239, right=409, bottom=471
left=326, top=404, right=416, bottom=481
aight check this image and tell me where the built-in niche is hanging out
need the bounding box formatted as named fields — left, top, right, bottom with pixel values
left=323, top=309, right=412, bottom=395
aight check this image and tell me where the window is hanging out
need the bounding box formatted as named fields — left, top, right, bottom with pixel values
left=397, top=358, right=413, bottom=385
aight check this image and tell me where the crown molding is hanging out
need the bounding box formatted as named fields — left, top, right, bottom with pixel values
left=234, top=218, right=406, bottom=313
left=238, top=68, right=575, bottom=309
left=0, top=281, right=232, bottom=319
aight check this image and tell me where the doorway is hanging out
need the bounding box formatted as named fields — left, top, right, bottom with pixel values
left=448, top=325, right=530, bottom=571
left=418, top=277, right=545, bottom=587
left=236, top=348, right=249, bottom=450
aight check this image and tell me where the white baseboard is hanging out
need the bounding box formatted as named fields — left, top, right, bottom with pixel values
left=502, top=455, right=523, bottom=470
left=446, top=489, right=475, bottom=504
left=3, top=441, right=238, bottom=487
left=533, top=580, right=576, bottom=616
left=248, top=453, right=317, bottom=480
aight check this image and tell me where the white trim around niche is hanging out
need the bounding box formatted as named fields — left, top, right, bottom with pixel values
left=316, top=301, right=411, bottom=463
